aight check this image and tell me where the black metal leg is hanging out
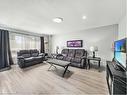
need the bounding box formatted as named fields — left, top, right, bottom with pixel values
left=48, top=64, right=57, bottom=71
left=62, top=65, right=69, bottom=77
left=98, top=61, right=100, bottom=68
left=88, top=59, right=90, bottom=69
left=67, top=69, right=70, bottom=72
left=48, top=64, right=53, bottom=71
left=52, top=65, right=57, bottom=69
left=98, top=61, right=101, bottom=72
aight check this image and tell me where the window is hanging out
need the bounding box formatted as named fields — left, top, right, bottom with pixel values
left=9, top=32, right=41, bottom=64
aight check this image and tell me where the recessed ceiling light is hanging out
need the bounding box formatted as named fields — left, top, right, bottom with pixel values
left=53, top=17, right=63, bottom=23
left=82, top=16, right=87, bottom=20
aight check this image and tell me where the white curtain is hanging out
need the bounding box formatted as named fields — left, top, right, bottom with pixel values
left=9, top=32, right=40, bottom=64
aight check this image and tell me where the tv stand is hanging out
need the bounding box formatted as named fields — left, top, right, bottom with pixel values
left=112, top=62, right=124, bottom=71
left=106, top=61, right=126, bottom=95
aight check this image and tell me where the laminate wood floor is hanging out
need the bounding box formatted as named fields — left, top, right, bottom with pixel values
left=0, top=62, right=108, bottom=95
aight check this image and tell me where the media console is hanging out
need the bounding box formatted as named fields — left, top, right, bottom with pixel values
left=106, top=61, right=126, bottom=95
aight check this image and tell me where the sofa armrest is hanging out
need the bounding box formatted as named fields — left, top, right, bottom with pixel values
left=17, top=56, right=24, bottom=59
left=39, top=53, right=45, bottom=57
left=17, top=56, right=25, bottom=68
left=81, top=56, right=87, bottom=59
left=80, top=56, right=87, bottom=68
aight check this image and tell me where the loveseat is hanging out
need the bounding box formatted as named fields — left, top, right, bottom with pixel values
left=56, top=49, right=87, bottom=68
left=17, top=49, right=44, bottom=68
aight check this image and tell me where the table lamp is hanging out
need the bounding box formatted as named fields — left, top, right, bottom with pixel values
left=90, top=46, right=98, bottom=58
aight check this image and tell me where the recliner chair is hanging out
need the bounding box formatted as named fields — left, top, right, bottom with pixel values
left=71, top=49, right=87, bottom=68
left=56, top=49, right=69, bottom=60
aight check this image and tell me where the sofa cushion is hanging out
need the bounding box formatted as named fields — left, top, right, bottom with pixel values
left=72, top=57, right=81, bottom=63
left=65, top=57, right=72, bottom=62
left=22, top=54, right=31, bottom=58
left=18, top=50, right=30, bottom=54
left=30, top=49, right=39, bottom=56
left=32, top=53, right=38, bottom=57
left=70, top=62, right=81, bottom=67
left=24, top=57, right=34, bottom=63
left=67, top=49, right=75, bottom=57
left=75, top=49, right=85, bottom=58
left=30, top=49, right=39, bottom=53
left=61, top=49, right=69, bottom=56
left=62, top=54, right=67, bottom=57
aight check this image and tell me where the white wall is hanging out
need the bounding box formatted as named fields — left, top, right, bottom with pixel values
left=118, top=16, right=126, bottom=39
left=51, top=25, right=118, bottom=64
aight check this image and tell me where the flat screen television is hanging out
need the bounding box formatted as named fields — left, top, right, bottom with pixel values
left=114, top=38, right=126, bottom=71
left=67, top=40, right=83, bottom=47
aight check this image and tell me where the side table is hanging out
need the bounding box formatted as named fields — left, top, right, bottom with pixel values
left=87, top=57, right=101, bottom=72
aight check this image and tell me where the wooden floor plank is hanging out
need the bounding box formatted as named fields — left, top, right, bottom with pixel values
left=0, top=63, right=108, bottom=95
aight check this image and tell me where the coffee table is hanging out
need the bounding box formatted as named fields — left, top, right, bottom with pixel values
left=47, top=59, right=71, bottom=77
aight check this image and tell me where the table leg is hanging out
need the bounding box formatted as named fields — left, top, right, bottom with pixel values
left=98, top=61, right=100, bottom=72
left=88, top=59, right=90, bottom=69
left=48, top=63, right=57, bottom=71
left=98, top=61, right=100, bottom=67
left=67, top=69, right=70, bottom=72
left=62, top=65, right=69, bottom=77
left=52, top=65, right=57, bottom=69
left=48, top=64, right=53, bottom=71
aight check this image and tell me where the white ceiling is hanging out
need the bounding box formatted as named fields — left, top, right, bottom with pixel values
left=0, top=0, right=126, bottom=35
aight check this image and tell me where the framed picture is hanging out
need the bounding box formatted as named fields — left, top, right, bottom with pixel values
left=67, top=40, right=83, bottom=47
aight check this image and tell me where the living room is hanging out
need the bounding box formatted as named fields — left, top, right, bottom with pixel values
left=0, top=0, right=126, bottom=95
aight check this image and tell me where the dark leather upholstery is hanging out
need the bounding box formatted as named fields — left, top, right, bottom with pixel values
left=56, top=49, right=87, bottom=68
left=18, top=50, right=31, bottom=58
left=17, top=49, right=44, bottom=68
left=56, top=49, right=69, bottom=60
left=71, top=49, right=87, bottom=68
left=71, top=49, right=84, bottom=63
left=30, top=49, right=39, bottom=57
left=65, top=49, right=75, bottom=61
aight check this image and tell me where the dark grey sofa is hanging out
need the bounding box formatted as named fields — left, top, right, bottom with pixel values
left=56, top=49, right=87, bottom=68
left=17, top=49, right=44, bottom=68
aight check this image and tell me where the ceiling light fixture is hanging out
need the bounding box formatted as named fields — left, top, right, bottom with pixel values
left=82, top=16, right=87, bottom=20
left=53, top=17, right=63, bottom=23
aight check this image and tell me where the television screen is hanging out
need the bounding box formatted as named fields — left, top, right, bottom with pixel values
left=67, top=40, right=83, bottom=47
left=114, top=38, right=126, bottom=69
